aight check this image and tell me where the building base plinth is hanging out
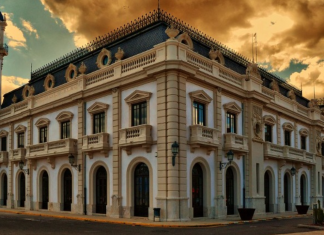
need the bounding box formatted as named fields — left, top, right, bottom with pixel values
left=156, top=198, right=190, bottom=222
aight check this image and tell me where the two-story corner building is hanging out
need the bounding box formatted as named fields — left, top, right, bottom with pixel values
left=0, top=9, right=323, bottom=221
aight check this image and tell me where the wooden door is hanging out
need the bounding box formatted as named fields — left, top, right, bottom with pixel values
left=226, top=168, right=234, bottom=215
left=192, top=164, right=203, bottom=217
left=63, top=170, right=72, bottom=211
left=134, top=163, right=149, bottom=217
left=96, top=166, right=107, bottom=214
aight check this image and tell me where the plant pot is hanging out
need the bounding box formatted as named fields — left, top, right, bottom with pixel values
left=238, top=208, right=255, bottom=220
left=295, top=205, right=309, bottom=214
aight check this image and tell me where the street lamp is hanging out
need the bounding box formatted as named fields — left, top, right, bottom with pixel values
left=290, top=166, right=296, bottom=176
left=19, top=160, right=29, bottom=175
left=68, top=153, right=81, bottom=172
left=171, top=141, right=179, bottom=166
left=219, top=150, right=234, bottom=170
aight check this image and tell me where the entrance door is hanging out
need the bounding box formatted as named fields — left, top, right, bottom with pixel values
left=192, top=164, right=203, bottom=217
left=226, top=168, right=235, bottom=215
left=284, top=173, right=289, bottom=211
left=42, top=171, right=49, bottom=209
left=300, top=175, right=306, bottom=205
left=134, top=163, right=149, bottom=217
left=96, top=166, right=107, bottom=214
left=264, top=172, right=270, bottom=212
left=63, top=170, right=72, bottom=211
left=2, top=174, right=7, bottom=206
left=19, top=173, right=25, bottom=207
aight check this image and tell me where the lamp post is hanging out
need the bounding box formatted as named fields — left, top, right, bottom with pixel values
left=171, top=141, right=179, bottom=166
left=68, top=153, right=81, bottom=172
left=19, top=160, right=29, bottom=175
left=290, top=166, right=296, bottom=176
left=219, top=150, right=234, bottom=170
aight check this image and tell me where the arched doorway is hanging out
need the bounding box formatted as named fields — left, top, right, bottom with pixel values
left=1, top=174, right=7, bottom=206
left=63, top=169, right=72, bottom=211
left=300, top=175, right=306, bottom=205
left=284, top=173, right=291, bottom=211
left=19, top=173, right=25, bottom=207
left=134, top=163, right=149, bottom=217
left=41, top=171, right=49, bottom=209
left=192, top=163, right=203, bottom=217
left=226, top=167, right=235, bottom=215
left=264, top=171, right=271, bottom=212
left=96, top=166, right=107, bottom=214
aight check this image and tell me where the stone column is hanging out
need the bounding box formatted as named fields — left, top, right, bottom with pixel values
left=214, top=87, right=226, bottom=218
left=7, top=123, right=14, bottom=208
left=277, top=160, right=285, bottom=212
left=110, top=88, right=122, bottom=218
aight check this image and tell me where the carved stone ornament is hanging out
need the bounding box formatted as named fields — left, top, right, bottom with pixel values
left=316, top=130, right=321, bottom=155
left=287, top=90, right=296, bottom=101
left=78, top=62, right=87, bottom=74
left=308, top=99, right=319, bottom=108
left=44, top=74, right=55, bottom=91
left=22, top=85, right=35, bottom=100
left=253, top=106, right=262, bottom=139
left=165, top=24, right=179, bottom=39
left=96, top=48, right=112, bottom=69
left=177, top=32, right=194, bottom=50
left=246, top=63, right=261, bottom=79
left=65, top=63, right=77, bottom=82
left=115, top=47, right=124, bottom=61
left=12, top=94, right=17, bottom=103
left=269, top=80, right=279, bottom=92
left=208, top=48, right=225, bottom=65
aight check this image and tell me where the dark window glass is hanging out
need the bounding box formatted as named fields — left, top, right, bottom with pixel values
left=132, top=102, right=147, bottom=126
left=193, top=101, right=205, bottom=126
left=61, top=121, right=70, bottom=139
left=301, top=136, right=306, bottom=150
left=264, top=124, right=272, bottom=142
left=93, top=112, right=105, bottom=134
left=322, top=143, right=324, bottom=156
left=226, top=113, right=236, bottom=133
left=39, top=126, right=47, bottom=143
left=284, top=130, right=290, bottom=146
left=1, top=137, right=7, bottom=151
left=18, top=133, right=24, bottom=148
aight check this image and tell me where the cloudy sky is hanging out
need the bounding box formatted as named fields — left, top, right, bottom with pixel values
left=1, top=0, right=324, bottom=102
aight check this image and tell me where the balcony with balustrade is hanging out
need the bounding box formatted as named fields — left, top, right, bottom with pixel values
left=188, top=125, right=220, bottom=155
left=9, top=148, right=26, bottom=162
left=223, top=133, right=249, bottom=153
left=26, top=138, right=77, bottom=160
left=0, top=151, right=8, bottom=165
left=82, top=133, right=110, bottom=158
left=119, top=124, right=153, bottom=155
left=264, top=142, right=315, bottom=164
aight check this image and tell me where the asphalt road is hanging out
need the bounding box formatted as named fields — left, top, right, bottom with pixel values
left=0, top=212, right=316, bottom=235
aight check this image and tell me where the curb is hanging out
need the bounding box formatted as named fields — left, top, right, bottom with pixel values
left=298, top=224, right=324, bottom=230
left=0, top=209, right=311, bottom=228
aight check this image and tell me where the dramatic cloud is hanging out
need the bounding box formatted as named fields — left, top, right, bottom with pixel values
left=1, top=76, right=29, bottom=102
left=21, top=19, right=39, bottom=39
left=38, top=0, right=324, bottom=100
left=3, top=13, right=27, bottom=49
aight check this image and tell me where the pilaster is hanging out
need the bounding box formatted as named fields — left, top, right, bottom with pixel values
left=76, top=100, right=84, bottom=214
left=7, top=123, right=14, bottom=208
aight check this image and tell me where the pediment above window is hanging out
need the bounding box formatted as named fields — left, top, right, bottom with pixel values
left=282, top=122, right=294, bottom=132
left=125, top=90, right=152, bottom=104
left=56, top=111, right=74, bottom=122
left=14, top=125, right=26, bottom=133
left=35, top=118, right=50, bottom=127
left=87, top=102, right=109, bottom=114
left=223, top=102, right=241, bottom=114
left=299, top=128, right=309, bottom=136
left=0, top=130, right=8, bottom=137
left=263, top=115, right=276, bottom=126
left=189, top=90, right=212, bottom=104
left=177, top=32, right=193, bottom=50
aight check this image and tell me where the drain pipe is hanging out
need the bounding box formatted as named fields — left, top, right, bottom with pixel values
left=83, top=101, right=87, bottom=215
left=242, top=103, right=246, bottom=208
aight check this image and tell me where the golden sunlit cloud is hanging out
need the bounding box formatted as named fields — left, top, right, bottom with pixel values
left=21, top=19, right=39, bottom=39
left=3, top=13, right=27, bottom=49
left=1, top=76, right=29, bottom=102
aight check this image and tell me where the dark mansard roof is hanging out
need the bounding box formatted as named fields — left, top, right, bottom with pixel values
left=0, top=12, right=4, bottom=22
left=1, top=10, right=309, bottom=108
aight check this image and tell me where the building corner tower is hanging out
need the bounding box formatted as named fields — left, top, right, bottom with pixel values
left=0, top=12, right=8, bottom=109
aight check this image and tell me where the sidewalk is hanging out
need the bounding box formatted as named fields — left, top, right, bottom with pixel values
left=0, top=208, right=311, bottom=228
